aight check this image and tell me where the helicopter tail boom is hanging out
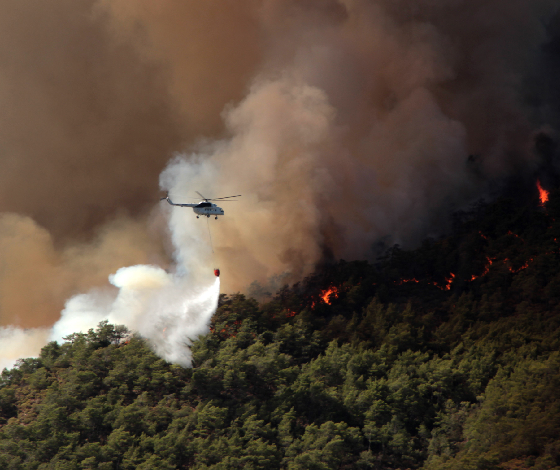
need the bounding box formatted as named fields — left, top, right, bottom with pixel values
left=161, top=196, right=197, bottom=208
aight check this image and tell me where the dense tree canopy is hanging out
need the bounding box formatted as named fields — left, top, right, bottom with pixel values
left=1, top=189, right=560, bottom=469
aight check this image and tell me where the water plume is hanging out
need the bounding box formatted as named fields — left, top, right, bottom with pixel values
left=1, top=267, right=220, bottom=371
left=50, top=265, right=220, bottom=367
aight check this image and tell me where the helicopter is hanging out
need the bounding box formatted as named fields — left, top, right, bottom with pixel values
left=161, top=191, right=240, bottom=219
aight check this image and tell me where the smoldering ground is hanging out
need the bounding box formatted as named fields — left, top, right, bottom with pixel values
left=1, top=0, right=560, bottom=366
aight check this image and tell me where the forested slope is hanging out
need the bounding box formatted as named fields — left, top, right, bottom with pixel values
left=1, top=188, right=560, bottom=469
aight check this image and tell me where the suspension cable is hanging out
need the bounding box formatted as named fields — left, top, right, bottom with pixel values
left=206, top=217, right=214, bottom=254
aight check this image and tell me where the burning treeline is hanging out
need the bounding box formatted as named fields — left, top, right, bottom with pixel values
left=301, top=181, right=551, bottom=306
left=0, top=0, right=560, bottom=341
left=279, top=182, right=559, bottom=327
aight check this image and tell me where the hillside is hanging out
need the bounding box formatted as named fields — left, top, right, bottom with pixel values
left=1, top=187, right=560, bottom=470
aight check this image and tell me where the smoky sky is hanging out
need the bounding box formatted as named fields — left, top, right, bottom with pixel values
left=1, top=0, right=560, bottom=330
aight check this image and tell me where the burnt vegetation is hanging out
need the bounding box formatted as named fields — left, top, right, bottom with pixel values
left=2, top=188, right=560, bottom=469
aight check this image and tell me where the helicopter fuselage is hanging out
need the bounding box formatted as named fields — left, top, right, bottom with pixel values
left=162, top=197, right=225, bottom=217
left=193, top=202, right=224, bottom=217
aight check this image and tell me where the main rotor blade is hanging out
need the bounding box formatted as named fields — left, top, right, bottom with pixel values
left=208, top=195, right=242, bottom=201
left=195, top=191, right=207, bottom=200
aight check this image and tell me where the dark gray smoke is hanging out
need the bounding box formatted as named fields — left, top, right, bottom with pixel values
left=0, top=0, right=559, bottom=336
left=160, top=0, right=560, bottom=290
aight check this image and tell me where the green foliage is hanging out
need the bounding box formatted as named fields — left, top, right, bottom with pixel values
left=2, top=193, right=560, bottom=468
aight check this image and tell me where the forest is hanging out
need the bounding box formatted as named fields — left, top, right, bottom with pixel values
left=1, top=184, right=560, bottom=469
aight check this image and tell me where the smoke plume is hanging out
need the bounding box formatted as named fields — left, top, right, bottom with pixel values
left=0, top=327, right=50, bottom=371
left=161, top=0, right=560, bottom=289
left=1, top=1, right=560, bottom=366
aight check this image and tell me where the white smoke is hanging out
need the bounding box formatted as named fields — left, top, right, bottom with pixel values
left=159, top=79, right=339, bottom=287
left=1, top=264, right=220, bottom=370
left=0, top=327, right=51, bottom=371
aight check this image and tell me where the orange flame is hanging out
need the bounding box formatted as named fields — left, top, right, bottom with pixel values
left=430, top=273, right=455, bottom=291
left=443, top=273, right=455, bottom=290
left=321, top=286, right=338, bottom=304
left=537, top=180, right=549, bottom=205
left=397, top=278, right=420, bottom=285
left=470, top=257, right=494, bottom=281
left=509, top=259, right=532, bottom=273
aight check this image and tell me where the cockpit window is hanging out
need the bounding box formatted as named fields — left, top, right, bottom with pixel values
left=196, top=202, right=212, bottom=208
